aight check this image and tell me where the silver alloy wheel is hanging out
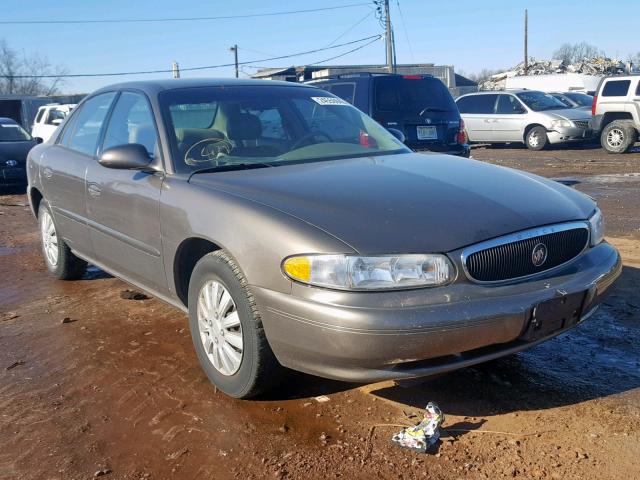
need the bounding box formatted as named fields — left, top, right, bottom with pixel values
left=528, top=130, right=540, bottom=148
left=41, top=210, right=59, bottom=267
left=196, top=280, right=243, bottom=376
left=606, top=128, right=624, bottom=148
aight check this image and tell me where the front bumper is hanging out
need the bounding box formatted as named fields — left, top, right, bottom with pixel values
left=547, top=126, right=594, bottom=144
left=0, top=166, right=27, bottom=186
left=254, top=242, right=621, bottom=383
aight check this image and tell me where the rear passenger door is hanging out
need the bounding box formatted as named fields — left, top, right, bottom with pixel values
left=456, top=94, right=498, bottom=142
left=85, top=91, right=166, bottom=292
left=39, top=92, right=117, bottom=256
left=493, top=94, right=527, bottom=142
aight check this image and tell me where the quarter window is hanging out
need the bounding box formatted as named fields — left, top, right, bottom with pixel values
left=602, top=80, right=631, bottom=97
left=102, top=92, right=158, bottom=158
left=65, top=93, right=116, bottom=156
left=456, top=94, right=498, bottom=114
left=329, top=83, right=356, bottom=104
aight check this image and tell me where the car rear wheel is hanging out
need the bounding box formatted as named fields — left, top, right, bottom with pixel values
left=601, top=121, right=637, bottom=154
left=187, top=250, right=282, bottom=398
left=38, top=201, right=87, bottom=280
left=525, top=126, right=548, bottom=150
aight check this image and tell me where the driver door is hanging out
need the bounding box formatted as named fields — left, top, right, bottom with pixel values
left=85, top=91, right=167, bottom=292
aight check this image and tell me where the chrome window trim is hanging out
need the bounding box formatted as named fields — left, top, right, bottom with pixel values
left=460, top=221, right=591, bottom=285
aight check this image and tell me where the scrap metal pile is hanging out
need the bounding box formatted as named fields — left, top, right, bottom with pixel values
left=480, top=57, right=630, bottom=90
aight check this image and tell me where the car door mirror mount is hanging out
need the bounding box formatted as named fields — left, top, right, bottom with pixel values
left=99, top=144, right=154, bottom=171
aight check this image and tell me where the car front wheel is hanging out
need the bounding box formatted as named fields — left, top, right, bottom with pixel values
left=38, top=201, right=87, bottom=280
left=525, top=126, right=548, bottom=150
left=187, top=250, right=282, bottom=398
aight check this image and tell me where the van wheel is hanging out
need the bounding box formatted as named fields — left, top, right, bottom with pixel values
left=187, top=250, right=283, bottom=398
left=38, top=201, right=87, bottom=280
left=601, top=121, right=637, bottom=154
left=525, top=126, right=548, bottom=150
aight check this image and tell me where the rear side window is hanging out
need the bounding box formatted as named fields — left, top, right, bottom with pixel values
left=35, top=108, right=45, bottom=124
left=602, top=80, right=631, bottom=97
left=636, top=81, right=640, bottom=96
left=65, top=93, right=116, bottom=156
left=329, top=83, right=356, bottom=104
left=102, top=92, right=158, bottom=158
left=456, top=94, right=498, bottom=114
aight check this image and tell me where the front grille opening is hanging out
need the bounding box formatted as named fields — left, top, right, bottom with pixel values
left=465, top=227, right=589, bottom=282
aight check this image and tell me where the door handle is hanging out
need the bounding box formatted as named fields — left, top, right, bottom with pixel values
left=43, top=167, right=53, bottom=179
left=87, top=183, right=101, bottom=198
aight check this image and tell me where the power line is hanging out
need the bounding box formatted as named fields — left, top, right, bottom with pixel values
left=6, top=35, right=383, bottom=78
left=396, top=0, right=414, bottom=62
left=0, top=3, right=369, bottom=25
left=325, top=9, right=375, bottom=47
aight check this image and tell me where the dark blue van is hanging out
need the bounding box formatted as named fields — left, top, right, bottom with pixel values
left=309, top=73, right=470, bottom=157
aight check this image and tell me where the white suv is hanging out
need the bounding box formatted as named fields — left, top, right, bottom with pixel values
left=31, top=104, right=76, bottom=142
left=591, top=75, right=640, bottom=153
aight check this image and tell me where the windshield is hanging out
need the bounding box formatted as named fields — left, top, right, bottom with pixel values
left=551, top=94, right=574, bottom=107
left=516, top=91, right=568, bottom=111
left=375, top=76, right=458, bottom=115
left=564, top=92, right=593, bottom=107
left=159, top=85, right=409, bottom=174
left=0, top=122, right=32, bottom=142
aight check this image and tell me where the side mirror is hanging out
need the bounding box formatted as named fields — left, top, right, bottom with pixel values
left=99, top=144, right=153, bottom=170
left=51, top=118, right=63, bottom=126
left=34, top=137, right=43, bottom=144
left=387, top=127, right=406, bottom=143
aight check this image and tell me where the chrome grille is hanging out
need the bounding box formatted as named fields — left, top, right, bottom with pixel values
left=463, top=224, right=589, bottom=283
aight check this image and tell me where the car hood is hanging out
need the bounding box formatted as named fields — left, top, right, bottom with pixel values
left=545, top=108, right=591, bottom=121
left=0, top=141, right=36, bottom=164
left=190, top=153, right=595, bottom=254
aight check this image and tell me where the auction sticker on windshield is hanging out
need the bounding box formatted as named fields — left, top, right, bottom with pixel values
left=311, top=97, right=350, bottom=106
left=417, top=125, right=438, bottom=140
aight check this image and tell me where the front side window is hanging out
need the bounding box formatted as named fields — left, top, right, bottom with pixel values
left=65, top=92, right=116, bottom=156
left=496, top=95, right=525, bottom=114
left=602, top=80, right=631, bottom=97
left=102, top=92, right=158, bottom=158
left=456, top=94, right=498, bottom=114
left=45, top=108, right=68, bottom=126
left=0, top=122, right=32, bottom=142
left=516, top=91, right=567, bottom=111
left=159, top=85, right=409, bottom=174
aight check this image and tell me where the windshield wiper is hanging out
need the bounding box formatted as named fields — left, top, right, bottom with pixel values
left=419, top=107, right=451, bottom=115
left=190, top=162, right=274, bottom=176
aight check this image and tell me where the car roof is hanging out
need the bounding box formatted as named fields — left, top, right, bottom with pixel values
left=92, top=77, right=312, bottom=96
left=457, top=89, right=544, bottom=99
left=0, top=117, right=19, bottom=124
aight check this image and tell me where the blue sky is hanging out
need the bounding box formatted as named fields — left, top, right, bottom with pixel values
left=3, top=0, right=637, bottom=93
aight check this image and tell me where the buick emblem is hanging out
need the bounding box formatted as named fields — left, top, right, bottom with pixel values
left=6, top=159, right=18, bottom=167
left=531, top=243, right=548, bottom=267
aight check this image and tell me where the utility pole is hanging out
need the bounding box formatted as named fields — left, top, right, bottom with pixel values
left=524, top=9, right=528, bottom=75
left=384, top=0, right=395, bottom=73
left=172, top=61, right=180, bottom=79
left=229, top=44, right=239, bottom=78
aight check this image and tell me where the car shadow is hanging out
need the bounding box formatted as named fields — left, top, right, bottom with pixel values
left=0, top=185, right=27, bottom=197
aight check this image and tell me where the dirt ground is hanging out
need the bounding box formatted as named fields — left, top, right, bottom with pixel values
left=1, top=144, right=639, bottom=480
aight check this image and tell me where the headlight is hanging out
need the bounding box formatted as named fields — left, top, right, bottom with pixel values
left=589, top=208, right=605, bottom=246
left=550, top=119, right=572, bottom=129
left=282, top=254, right=454, bottom=290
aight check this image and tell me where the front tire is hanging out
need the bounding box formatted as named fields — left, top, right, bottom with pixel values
left=187, top=250, right=282, bottom=398
left=525, top=126, right=548, bottom=150
left=38, top=201, right=87, bottom=280
left=601, top=121, right=637, bottom=154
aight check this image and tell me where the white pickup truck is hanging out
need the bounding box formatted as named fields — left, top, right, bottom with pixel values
left=31, top=104, right=76, bottom=142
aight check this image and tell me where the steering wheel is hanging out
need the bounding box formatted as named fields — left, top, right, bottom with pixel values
left=290, top=131, right=332, bottom=150
left=184, top=137, right=233, bottom=166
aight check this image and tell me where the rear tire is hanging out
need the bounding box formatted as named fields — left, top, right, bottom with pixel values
left=601, top=121, right=637, bottom=154
left=38, top=201, right=87, bottom=280
left=525, top=126, right=548, bottom=150
left=187, top=250, right=282, bottom=399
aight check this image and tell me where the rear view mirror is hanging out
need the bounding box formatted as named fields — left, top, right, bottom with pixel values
left=99, top=144, right=153, bottom=171
left=387, top=127, right=406, bottom=143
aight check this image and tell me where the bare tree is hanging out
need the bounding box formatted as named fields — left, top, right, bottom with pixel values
left=553, top=42, right=603, bottom=64
left=0, top=39, right=67, bottom=95
left=468, top=68, right=501, bottom=84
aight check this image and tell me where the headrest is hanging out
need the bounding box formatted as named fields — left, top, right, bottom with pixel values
left=175, top=128, right=225, bottom=145
left=227, top=112, right=262, bottom=141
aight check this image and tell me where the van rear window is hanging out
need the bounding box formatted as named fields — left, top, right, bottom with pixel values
left=374, top=76, right=457, bottom=114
